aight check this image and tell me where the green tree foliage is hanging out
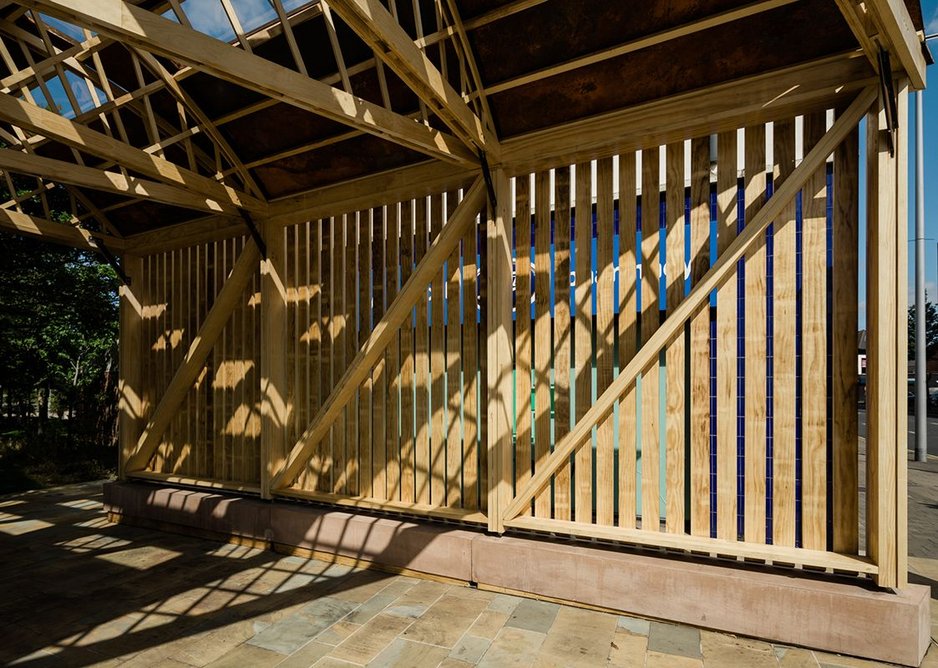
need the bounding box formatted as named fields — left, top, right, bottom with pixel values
left=908, top=293, right=938, bottom=360
left=0, top=232, right=119, bottom=490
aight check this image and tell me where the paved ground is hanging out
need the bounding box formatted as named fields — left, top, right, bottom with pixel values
left=1, top=479, right=937, bottom=668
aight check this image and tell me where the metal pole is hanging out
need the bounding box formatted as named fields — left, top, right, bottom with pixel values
left=915, top=90, right=927, bottom=462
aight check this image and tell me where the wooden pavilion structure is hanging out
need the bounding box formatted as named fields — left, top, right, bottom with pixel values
left=0, top=0, right=931, bottom=663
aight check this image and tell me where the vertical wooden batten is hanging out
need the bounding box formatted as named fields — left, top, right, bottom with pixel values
left=125, top=238, right=261, bottom=474
left=832, top=115, right=860, bottom=554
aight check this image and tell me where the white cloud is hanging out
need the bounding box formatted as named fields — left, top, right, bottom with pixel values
left=927, top=4, right=938, bottom=34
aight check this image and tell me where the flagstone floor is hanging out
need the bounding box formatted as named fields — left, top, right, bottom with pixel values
left=1, top=475, right=937, bottom=667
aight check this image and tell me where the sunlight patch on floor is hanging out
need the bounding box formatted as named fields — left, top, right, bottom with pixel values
left=95, top=545, right=182, bottom=570
left=0, top=518, right=52, bottom=535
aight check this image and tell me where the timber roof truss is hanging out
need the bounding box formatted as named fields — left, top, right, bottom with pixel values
left=0, top=0, right=926, bottom=250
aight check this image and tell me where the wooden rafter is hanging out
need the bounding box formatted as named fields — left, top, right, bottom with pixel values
left=0, top=93, right=266, bottom=215
left=121, top=159, right=475, bottom=255
left=864, top=0, right=926, bottom=89
left=835, top=0, right=927, bottom=89
left=0, top=205, right=124, bottom=250
left=0, top=18, right=219, bottom=179
left=0, top=32, right=119, bottom=235
left=123, top=214, right=245, bottom=255
left=270, top=0, right=308, bottom=76
left=243, top=0, right=322, bottom=50
left=321, top=0, right=353, bottom=93
left=415, top=0, right=549, bottom=49
left=9, top=0, right=488, bottom=180
left=0, top=148, right=239, bottom=214
left=265, top=159, right=474, bottom=228
left=328, top=0, right=496, bottom=156
left=834, top=0, right=881, bottom=73
left=22, top=0, right=478, bottom=167
left=131, top=48, right=264, bottom=199
left=441, top=0, right=495, bottom=135
left=200, top=0, right=540, bottom=133
left=250, top=52, right=869, bottom=229
left=270, top=177, right=486, bottom=491
left=499, top=86, right=877, bottom=522
left=0, top=33, right=104, bottom=93
left=3, top=16, right=233, bottom=181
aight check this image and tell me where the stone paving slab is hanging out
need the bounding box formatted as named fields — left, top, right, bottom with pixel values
left=1, top=480, right=936, bottom=667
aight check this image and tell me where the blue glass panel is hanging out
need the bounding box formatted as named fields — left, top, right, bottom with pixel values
left=230, top=0, right=278, bottom=33
left=179, top=0, right=236, bottom=42
left=41, top=14, right=89, bottom=41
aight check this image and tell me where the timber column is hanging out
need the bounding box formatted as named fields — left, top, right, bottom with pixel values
left=866, top=81, right=909, bottom=589
left=261, top=221, right=289, bottom=499
left=118, top=254, right=144, bottom=480
left=486, top=169, right=513, bottom=533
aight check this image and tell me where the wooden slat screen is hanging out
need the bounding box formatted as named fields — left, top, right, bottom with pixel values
left=140, top=236, right=261, bottom=486
left=131, top=113, right=862, bottom=557
left=503, top=114, right=859, bottom=550
left=284, top=191, right=486, bottom=516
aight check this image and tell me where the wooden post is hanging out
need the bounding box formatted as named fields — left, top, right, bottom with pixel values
left=866, top=81, right=909, bottom=588
left=896, top=81, right=910, bottom=587
left=118, top=254, right=144, bottom=480
left=486, top=169, right=513, bottom=533
left=261, top=221, right=289, bottom=499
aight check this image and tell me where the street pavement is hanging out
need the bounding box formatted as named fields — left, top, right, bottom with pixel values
left=859, top=409, right=938, bottom=458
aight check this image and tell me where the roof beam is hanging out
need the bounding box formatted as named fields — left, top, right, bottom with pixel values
left=0, top=206, right=124, bottom=250
left=858, top=0, right=925, bottom=89
left=0, top=148, right=239, bottom=214
left=442, top=0, right=495, bottom=135
left=833, top=0, right=881, bottom=73
left=328, top=0, right=497, bottom=156
left=500, top=52, right=874, bottom=175
left=22, top=0, right=478, bottom=167
left=0, top=18, right=220, bottom=178
left=121, top=159, right=477, bottom=254
left=124, top=214, right=245, bottom=255
left=265, top=159, right=475, bottom=226
left=416, top=0, right=548, bottom=49
left=0, top=93, right=266, bottom=215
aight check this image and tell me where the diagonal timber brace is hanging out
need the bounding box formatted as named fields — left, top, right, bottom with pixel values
left=124, top=238, right=262, bottom=473
left=270, top=177, right=487, bottom=491
left=499, top=85, right=878, bottom=523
